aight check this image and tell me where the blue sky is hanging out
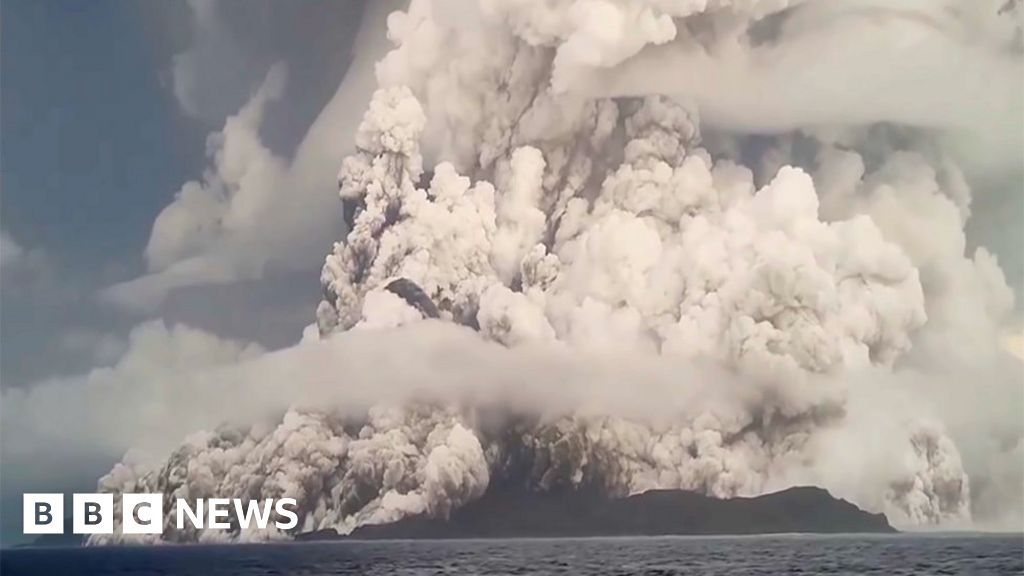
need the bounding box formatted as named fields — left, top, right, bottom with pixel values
left=2, top=1, right=206, bottom=389
left=1, top=0, right=365, bottom=386
left=0, top=0, right=368, bottom=544
left=2, top=1, right=202, bottom=277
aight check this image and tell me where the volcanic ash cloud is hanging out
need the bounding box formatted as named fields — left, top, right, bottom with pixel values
left=89, top=0, right=1022, bottom=543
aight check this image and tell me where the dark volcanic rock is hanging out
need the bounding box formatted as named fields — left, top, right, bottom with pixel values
left=294, top=528, right=341, bottom=541
left=314, top=486, right=894, bottom=540
left=384, top=278, right=440, bottom=319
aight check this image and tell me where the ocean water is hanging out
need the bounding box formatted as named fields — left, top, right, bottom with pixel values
left=2, top=534, right=1021, bottom=575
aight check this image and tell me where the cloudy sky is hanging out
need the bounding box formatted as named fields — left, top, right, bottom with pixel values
left=1, top=0, right=1021, bottom=545
left=0, top=0, right=374, bottom=544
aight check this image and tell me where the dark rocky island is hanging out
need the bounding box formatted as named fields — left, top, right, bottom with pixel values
left=28, top=486, right=891, bottom=546
left=299, top=485, right=895, bottom=540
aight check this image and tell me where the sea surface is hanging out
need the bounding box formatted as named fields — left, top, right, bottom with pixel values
left=2, top=533, right=1021, bottom=575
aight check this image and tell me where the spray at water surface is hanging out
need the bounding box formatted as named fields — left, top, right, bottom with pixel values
left=82, top=0, right=1022, bottom=543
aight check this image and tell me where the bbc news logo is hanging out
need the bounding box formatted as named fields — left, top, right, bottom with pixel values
left=24, top=494, right=299, bottom=535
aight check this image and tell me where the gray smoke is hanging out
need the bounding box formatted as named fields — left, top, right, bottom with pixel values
left=85, top=0, right=1022, bottom=543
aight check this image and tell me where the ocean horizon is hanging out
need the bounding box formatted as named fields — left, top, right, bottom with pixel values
left=3, top=532, right=1022, bottom=575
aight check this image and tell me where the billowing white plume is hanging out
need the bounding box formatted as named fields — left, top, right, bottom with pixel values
left=90, top=0, right=1022, bottom=542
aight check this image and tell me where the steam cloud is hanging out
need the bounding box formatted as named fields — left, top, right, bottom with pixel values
left=75, top=0, right=1021, bottom=542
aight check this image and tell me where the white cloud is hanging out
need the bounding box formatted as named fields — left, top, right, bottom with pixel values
left=171, top=0, right=260, bottom=122
left=1004, top=328, right=1024, bottom=362
left=0, top=230, right=48, bottom=279
left=8, top=307, right=1018, bottom=541
left=25, top=0, right=1019, bottom=541
left=2, top=320, right=263, bottom=460
left=58, top=329, right=128, bottom=367
left=573, top=0, right=1023, bottom=178
left=101, top=0, right=403, bottom=312
left=0, top=231, right=24, bottom=270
